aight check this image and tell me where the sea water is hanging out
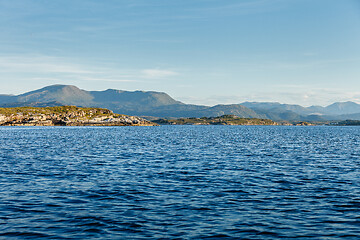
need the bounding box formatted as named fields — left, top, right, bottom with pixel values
left=0, top=126, right=359, bottom=239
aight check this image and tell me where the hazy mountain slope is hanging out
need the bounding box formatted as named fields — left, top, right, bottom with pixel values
left=196, top=104, right=263, bottom=118
left=243, top=101, right=360, bottom=120
left=90, top=89, right=183, bottom=113
left=337, top=113, right=360, bottom=120
left=249, top=108, right=303, bottom=121
left=0, top=95, right=16, bottom=104
left=0, top=101, right=64, bottom=108
left=323, top=101, right=360, bottom=115
left=16, top=85, right=94, bottom=106
left=320, top=112, right=360, bottom=121
left=241, top=102, right=312, bottom=121
left=302, top=114, right=327, bottom=122
left=90, top=89, right=181, bottom=107
left=308, top=102, right=360, bottom=115
left=110, top=104, right=208, bottom=118
left=241, top=102, right=313, bottom=115
left=307, top=105, right=326, bottom=114
left=89, top=89, right=192, bottom=116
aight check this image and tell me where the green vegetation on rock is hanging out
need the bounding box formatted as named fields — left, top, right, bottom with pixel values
left=0, top=106, right=157, bottom=126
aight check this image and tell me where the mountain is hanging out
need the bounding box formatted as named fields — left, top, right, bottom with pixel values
left=1, top=85, right=360, bottom=121
left=90, top=89, right=181, bottom=107
left=0, top=84, right=184, bottom=115
left=307, top=105, right=326, bottom=114
left=242, top=101, right=360, bottom=121
left=0, top=85, right=259, bottom=118
left=0, top=101, right=64, bottom=108
left=328, top=112, right=360, bottom=121
left=241, top=102, right=313, bottom=116
left=250, top=108, right=303, bottom=121
left=89, top=88, right=187, bottom=116
left=197, top=104, right=263, bottom=118
left=307, top=102, right=360, bottom=115
left=240, top=102, right=316, bottom=121
left=0, top=94, right=16, bottom=104
left=323, top=101, right=360, bottom=115
left=16, top=85, right=94, bottom=106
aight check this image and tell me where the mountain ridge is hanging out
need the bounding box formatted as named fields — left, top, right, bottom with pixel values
left=1, top=84, right=360, bottom=121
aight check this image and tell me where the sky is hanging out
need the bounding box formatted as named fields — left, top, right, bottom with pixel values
left=0, top=0, right=359, bottom=106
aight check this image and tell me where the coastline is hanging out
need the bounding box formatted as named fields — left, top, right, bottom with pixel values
left=0, top=106, right=158, bottom=127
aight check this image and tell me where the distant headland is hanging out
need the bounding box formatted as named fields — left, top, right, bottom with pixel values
left=153, top=115, right=278, bottom=126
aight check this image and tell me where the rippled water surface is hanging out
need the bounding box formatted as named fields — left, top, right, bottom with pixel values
left=0, top=126, right=359, bottom=239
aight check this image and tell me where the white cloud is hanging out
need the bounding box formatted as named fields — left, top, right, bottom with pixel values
left=141, top=69, right=178, bottom=78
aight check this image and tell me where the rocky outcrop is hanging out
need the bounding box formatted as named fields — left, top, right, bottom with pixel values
left=0, top=106, right=157, bottom=126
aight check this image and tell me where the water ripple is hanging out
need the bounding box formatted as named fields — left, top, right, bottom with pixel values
left=0, top=126, right=359, bottom=239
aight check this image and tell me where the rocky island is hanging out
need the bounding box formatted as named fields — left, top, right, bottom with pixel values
left=0, top=106, right=157, bottom=126
left=153, top=115, right=278, bottom=125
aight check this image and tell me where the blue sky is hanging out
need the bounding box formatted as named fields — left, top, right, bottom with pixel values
left=0, top=0, right=359, bottom=106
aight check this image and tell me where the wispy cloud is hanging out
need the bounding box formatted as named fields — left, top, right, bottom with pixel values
left=232, top=57, right=360, bottom=72
left=174, top=0, right=285, bottom=20
left=177, top=86, right=360, bottom=107
left=80, top=77, right=139, bottom=83
left=239, top=88, right=360, bottom=107
left=28, top=75, right=140, bottom=84
left=0, top=55, right=96, bottom=74
left=0, top=55, right=180, bottom=86
left=141, top=69, right=178, bottom=78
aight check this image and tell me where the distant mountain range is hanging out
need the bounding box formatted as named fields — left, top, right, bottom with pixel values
left=1, top=84, right=360, bottom=121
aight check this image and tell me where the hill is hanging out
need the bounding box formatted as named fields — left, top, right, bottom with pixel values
left=322, top=101, right=360, bottom=115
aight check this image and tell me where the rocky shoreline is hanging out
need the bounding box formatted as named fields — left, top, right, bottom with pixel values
left=0, top=106, right=157, bottom=126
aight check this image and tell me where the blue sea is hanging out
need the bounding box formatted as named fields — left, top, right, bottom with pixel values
left=0, top=126, right=359, bottom=239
